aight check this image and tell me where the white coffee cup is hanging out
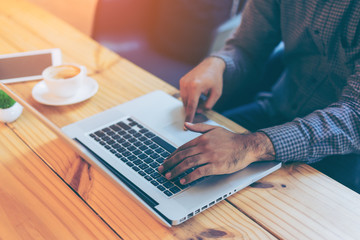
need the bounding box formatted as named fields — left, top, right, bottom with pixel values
left=42, top=63, right=87, bottom=98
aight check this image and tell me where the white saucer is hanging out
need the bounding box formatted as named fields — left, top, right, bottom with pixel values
left=32, top=77, right=99, bottom=106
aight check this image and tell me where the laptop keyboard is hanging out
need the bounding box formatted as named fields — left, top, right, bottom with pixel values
left=89, top=117, right=201, bottom=197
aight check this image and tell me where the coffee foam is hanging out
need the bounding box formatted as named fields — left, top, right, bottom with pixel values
left=50, top=65, right=81, bottom=79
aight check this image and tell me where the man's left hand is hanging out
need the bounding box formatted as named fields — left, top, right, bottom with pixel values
left=158, top=122, right=276, bottom=185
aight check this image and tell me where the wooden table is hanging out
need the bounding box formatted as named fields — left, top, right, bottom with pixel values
left=1, top=0, right=360, bottom=239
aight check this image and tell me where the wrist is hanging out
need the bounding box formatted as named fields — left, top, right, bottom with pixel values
left=253, top=132, right=276, bottom=161
left=205, top=56, right=226, bottom=73
left=237, top=132, right=275, bottom=165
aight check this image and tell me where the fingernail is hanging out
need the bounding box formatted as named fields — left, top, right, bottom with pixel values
left=165, top=172, right=171, bottom=179
left=158, top=165, right=164, bottom=172
left=180, top=179, right=186, bottom=185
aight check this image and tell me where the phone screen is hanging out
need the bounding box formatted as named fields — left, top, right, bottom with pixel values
left=0, top=53, right=52, bottom=80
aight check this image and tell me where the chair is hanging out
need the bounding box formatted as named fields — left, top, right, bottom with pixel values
left=92, top=0, right=245, bottom=88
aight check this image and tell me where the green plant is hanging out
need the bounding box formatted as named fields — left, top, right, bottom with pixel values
left=0, top=90, right=16, bottom=109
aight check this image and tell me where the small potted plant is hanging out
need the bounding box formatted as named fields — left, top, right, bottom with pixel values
left=0, top=90, right=23, bottom=123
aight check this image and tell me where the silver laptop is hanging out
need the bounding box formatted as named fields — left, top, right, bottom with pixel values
left=62, top=90, right=281, bottom=226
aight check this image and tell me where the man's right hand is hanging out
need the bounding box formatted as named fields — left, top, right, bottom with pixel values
left=179, top=57, right=226, bottom=124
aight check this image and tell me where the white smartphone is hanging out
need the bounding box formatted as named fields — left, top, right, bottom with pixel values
left=0, top=48, right=62, bottom=83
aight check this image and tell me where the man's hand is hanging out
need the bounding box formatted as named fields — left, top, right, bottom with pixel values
left=180, top=57, right=226, bottom=124
left=158, top=122, right=276, bottom=185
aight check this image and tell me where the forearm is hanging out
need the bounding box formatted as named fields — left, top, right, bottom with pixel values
left=235, top=132, right=276, bottom=167
left=260, top=103, right=360, bottom=163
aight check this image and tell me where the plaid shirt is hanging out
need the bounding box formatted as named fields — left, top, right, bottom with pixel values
left=213, top=0, right=360, bottom=163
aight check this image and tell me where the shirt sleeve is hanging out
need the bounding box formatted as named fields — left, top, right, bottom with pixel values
left=211, top=0, right=282, bottom=93
left=259, top=60, right=360, bottom=163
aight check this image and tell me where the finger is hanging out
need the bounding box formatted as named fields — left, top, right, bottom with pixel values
left=160, top=145, right=199, bottom=174
left=184, top=122, right=217, bottom=133
left=184, top=90, right=201, bottom=123
left=180, top=85, right=188, bottom=108
left=165, top=154, right=204, bottom=180
left=179, top=164, right=212, bottom=185
left=204, top=89, right=221, bottom=110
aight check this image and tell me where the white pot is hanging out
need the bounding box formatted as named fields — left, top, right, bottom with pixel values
left=0, top=102, right=23, bottom=123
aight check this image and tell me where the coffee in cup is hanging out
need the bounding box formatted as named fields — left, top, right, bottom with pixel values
left=42, top=63, right=86, bottom=98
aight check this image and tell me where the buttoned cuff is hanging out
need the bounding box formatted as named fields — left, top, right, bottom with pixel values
left=258, top=121, right=309, bottom=163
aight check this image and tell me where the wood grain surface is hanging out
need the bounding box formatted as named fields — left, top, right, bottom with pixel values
left=0, top=123, right=120, bottom=240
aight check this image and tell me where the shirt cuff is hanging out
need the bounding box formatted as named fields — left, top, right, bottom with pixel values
left=210, top=52, right=237, bottom=82
left=258, top=121, right=309, bottom=163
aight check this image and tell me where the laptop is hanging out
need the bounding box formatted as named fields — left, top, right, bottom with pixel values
left=61, top=90, right=281, bottom=226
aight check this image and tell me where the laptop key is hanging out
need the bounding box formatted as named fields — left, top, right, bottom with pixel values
left=133, top=159, right=142, bottom=165
left=110, top=125, right=121, bottom=131
left=150, top=162, right=159, bottom=168
left=144, top=140, right=152, bottom=145
left=139, top=145, right=148, bottom=151
left=111, top=143, right=121, bottom=149
left=138, top=154, right=147, bottom=159
left=122, top=151, right=132, bottom=157
left=94, top=130, right=105, bottom=137
left=118, top=130, right=126, bottom=135
left=132, top=166, right=140, bottom=172
left=134, top=133, right=142, bottom=138
left=129, top=129, right=137, bottom=134
left=151, top=172, right=161, bottom=179
left=145, top=132, right=155, bottom=138
left=161, top=152, right=171, bottom=158
left=123, top=134, right=132, bottom=139
left=169, top=186, right=181, bottom=194
left=157, top=185, right=166, bottom=191
left=144, top=158, right=153, bottom=164
left=163, top=181, right=175, bottom=189
left=150, top=180, right=159, bottom=186
left=150, top=153, right=160, bottom=159
left=113, top=134, right=121, bottom=140
left=149, top=144, right=158, bottom=149
left=152, top=136, right=176, bottom=153
left=144, top=175, right=152, bottom=181
left=139, top=128, right=149, bottom=134
left=144, top=149, right=154, bottom=155
left=128, top=145, right=136, bottom=151
left=155, top=157, right=165, bottom=164
left=164, top=190, right=173, bottom=197
left=126, top=162, right=134, bottom=167
left=139, top=163, right=149, bottom=170
left=133, top=150, right=142, bottom=156
left=155, top=148, right=164, bottom=153
left=138, top=171, right=146, bottom=176
left=107, top=131, right=116, bottom=136
left=157, top=176, right=167, bottom=184
left=145, top=168, right=155, bottom=174
left=117, top=122, right=131, bottom=130
left=106, top=139, right=115, bottom=145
